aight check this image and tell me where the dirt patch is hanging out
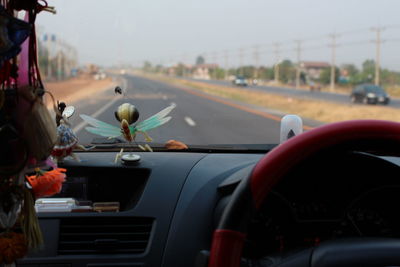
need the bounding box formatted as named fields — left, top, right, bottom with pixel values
left=141, top=73, right=400, bottom=124
left=44, top=74, right=115, bottom=108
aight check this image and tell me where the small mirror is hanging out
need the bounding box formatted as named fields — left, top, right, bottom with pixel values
left=62, top=106, right=75, bottom=118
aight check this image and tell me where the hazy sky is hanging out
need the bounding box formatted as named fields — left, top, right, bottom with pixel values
left=37, top=0, right=400, bottom=70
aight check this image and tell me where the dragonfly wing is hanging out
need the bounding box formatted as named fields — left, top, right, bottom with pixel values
left=136, top=104, right=176, bottom=132
left=136, top=117, right=172, bottom=132
left=80, top=114, right=121, bottom=138
left=85, top=127, right=121, bottom=138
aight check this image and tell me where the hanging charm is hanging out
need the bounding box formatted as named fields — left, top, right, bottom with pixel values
left=25, top=167, right=66, bottom=199
left=51, top=102, right=88, bottom=163
left=20, top=88, right=57, bottom=161
left=0, top=5, right=31, bottom=68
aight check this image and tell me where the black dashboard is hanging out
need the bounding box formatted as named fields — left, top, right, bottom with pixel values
left=17, top=149, right=400, bottom=267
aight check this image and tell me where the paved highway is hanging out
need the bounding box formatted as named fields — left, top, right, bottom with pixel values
left=192, top=78, right=400, bottom=108
left=68, top=75, right=320, bottom=146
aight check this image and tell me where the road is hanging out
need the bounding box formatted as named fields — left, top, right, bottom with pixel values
left=191, top=79, right=400, bottom=108
left=69, top=75, right=320, bottom=146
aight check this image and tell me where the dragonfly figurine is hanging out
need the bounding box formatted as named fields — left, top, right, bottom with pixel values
left=80, top=102, right=176, bottom=162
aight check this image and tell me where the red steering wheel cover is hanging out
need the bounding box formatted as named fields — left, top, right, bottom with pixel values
left=209, top=120, right=400, bottom=267
left=251, top=120, right=400, bottom=209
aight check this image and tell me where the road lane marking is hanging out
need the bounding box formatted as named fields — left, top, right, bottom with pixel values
left=73, top=96, right=120, bottom=134
left=73, top=77, right=127, bottom=134
left=168, top=82, right=314, bottom=130
left=184, top=116, right=196, bottom=127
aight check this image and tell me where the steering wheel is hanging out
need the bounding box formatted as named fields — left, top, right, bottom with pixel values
left=208, top=120, right=400, bottom=267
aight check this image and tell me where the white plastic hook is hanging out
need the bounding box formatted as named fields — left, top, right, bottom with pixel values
left=280, top=115, right=303, bottom=144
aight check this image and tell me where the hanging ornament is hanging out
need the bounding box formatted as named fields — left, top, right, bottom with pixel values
left=52, top=103, right=89, bottom=163
left=0, top=13, right=13, bottom=53
left=10, top=0, right=56, bottom=14
left=0, top=232, right=28, bottom=264
left=0, top=5, right=31, bottom=68
left=0, top=181, right=24, bottom=230
left=20, top=88, right=57, bottom=161
left=25, top=167, right=66, bottom=199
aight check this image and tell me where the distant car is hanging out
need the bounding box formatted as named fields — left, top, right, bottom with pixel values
left=232, top=76, right=248, bottom=86
left=350, top=84, right=390, bottom=105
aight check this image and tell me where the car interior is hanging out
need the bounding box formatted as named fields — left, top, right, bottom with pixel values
left=13, top=121, right=400, bottom=267
left=1, top=1, right=400, bottom=267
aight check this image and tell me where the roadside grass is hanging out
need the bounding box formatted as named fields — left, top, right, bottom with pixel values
left=140, top=73, right=400, bottom=124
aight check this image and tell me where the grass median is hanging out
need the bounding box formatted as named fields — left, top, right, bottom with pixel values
left=140, top=73, right=400, bottom=123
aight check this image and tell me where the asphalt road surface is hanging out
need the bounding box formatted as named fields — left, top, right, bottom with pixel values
left=69, top=75, right=320, bottom=146
left=192, top=79, right=400, bottom=108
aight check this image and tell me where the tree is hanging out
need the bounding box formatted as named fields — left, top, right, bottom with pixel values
left=347, top=59, right=376, bottom=84
left=175, top=63, right=185, bottom=76
left=237, top=66, right=256, bottom=79
left=209, top=67, right=225, bottom=79
left=143, top=61, right=152, bottom=72
left=362, top=59, right=375, bottom=74
left=381, top=69, right=400, bottom=85
left=279, top=59, right=296, bottom=83
left=154, top=64, right=164, bottom=73
left=195, top=56, right=205, bottom=65
left=341, top=64, right=359, bottom=77
left=258, top=67, right=274, bottom=80
left=318, top=67, right=339, bottom=84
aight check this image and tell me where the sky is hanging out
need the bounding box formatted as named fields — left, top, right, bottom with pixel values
left=37, top=0, right=400, bottom=70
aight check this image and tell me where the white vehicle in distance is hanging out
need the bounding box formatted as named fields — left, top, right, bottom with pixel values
left=232, top=76, right=248, bottom=86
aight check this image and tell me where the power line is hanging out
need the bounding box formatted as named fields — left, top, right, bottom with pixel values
left=337, top=40, right=371, bottom=47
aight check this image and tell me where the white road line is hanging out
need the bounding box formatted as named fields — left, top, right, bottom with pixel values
left=73, top=77, right=128, bottom=134
left=184, top=116, right=196, bottom=127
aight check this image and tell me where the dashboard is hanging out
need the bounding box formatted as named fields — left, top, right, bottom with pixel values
left=16, top=148, right=400, bottom=267
left=243, top=151, right=400, bottom=259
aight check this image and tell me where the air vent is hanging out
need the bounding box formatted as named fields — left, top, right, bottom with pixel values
left=58, top=217, right=153, bottom=255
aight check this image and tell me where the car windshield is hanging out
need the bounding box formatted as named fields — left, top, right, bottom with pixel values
left=365, top=85, right=385, bottom=93
left=34, top=0, right=400, bottom=147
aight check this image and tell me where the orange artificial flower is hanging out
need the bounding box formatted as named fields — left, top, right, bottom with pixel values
left=26, top=168, right=67, bottom=198
left=0, top=232, right=28, bottom=264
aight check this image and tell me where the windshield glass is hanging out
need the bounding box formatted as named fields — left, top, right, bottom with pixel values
left=35, top=0, right=400, bottom=146
left=365, top=85, right=385, bottom=93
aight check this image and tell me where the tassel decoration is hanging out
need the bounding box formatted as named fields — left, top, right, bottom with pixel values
left=20, top=187, right=42, bottom=249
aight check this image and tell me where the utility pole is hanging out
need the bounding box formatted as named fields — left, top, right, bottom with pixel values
left=224, top=50, right=229, bottom=80
left=253, top=45, right=259, bottom=79
left=295, top=40, right=302, bottom=89
left=273, top=42, right=281, bottom=83
left=371, top=27, right=385, bottom=85
left=181, top=53, right=186, bottom=77
left=329, top=33, right=340, bottom=91
left=212, top=51, right=218, bottom=79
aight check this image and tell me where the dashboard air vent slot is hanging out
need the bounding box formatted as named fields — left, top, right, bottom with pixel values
left=58, top=217, right=153, bottom=255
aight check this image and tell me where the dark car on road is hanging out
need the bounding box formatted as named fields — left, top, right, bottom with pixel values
left=350, top=84, right=390, bottom=105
